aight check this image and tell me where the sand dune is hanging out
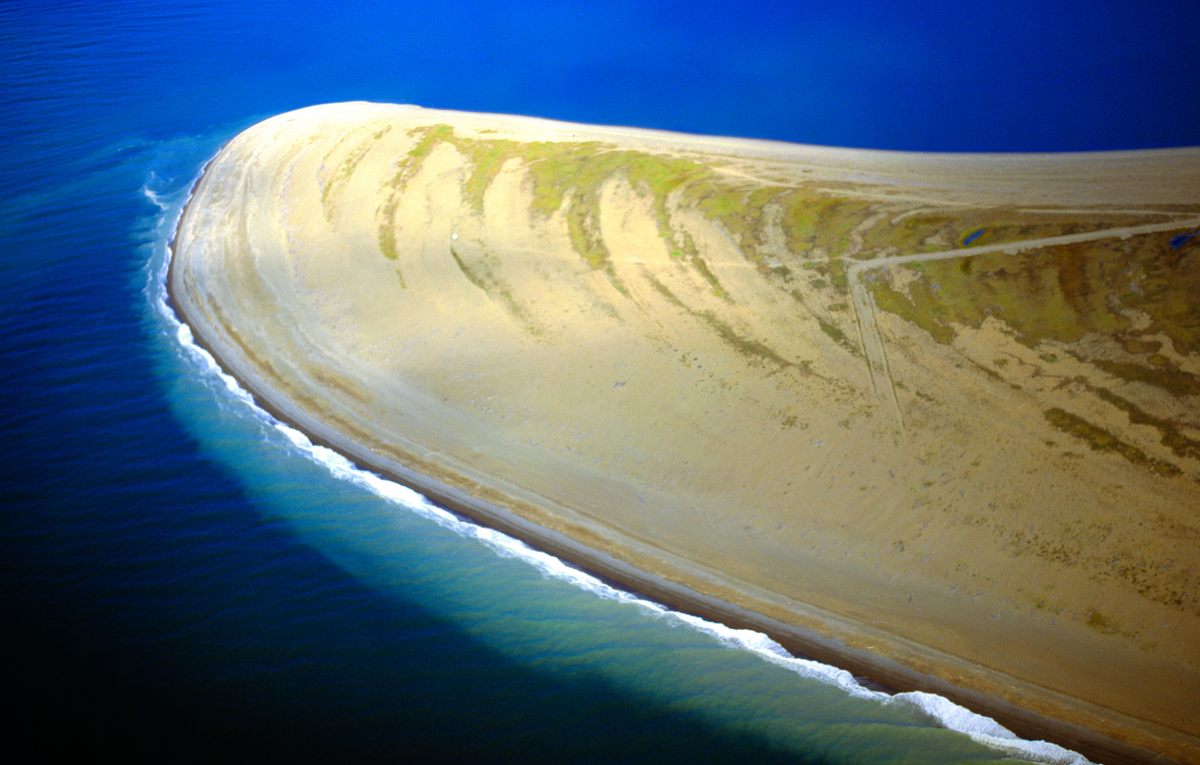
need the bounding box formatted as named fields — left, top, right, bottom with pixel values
left=171, top=102, right=1200, bottom=763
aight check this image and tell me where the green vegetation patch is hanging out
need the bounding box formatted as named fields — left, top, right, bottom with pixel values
left=375, top=125, right=457, bottom=261
left=378, top=126, right=759, bottom=295
left=1092, top=358, right=1200, bottom=398
left=685, top=242, right=730, bottom=301
left=816, top=314, right=859, bottom=355
left=1044, top=407, right=1180, bottom=477
left=457, top=138, right=523, bottom=211
left=378, top=220, right=398, bottom=260
left=1093, top=387, right=1200, bottom=462
left=1085, top=610, right=1120, bottom=635
left=802, top=258, right=849, bottom=292
left=679, top=181, right=782, bottom=257
left=696, top=308, right=800, bottom=370
left=779, top=191, right=875, bottom=259
left=398, top=124, right=455, bottom=186
left=866, top=236, right=1200, bottom=368
left=321, top=125, right=393, bottom=217
left=861, top=211, right=1151, bottom=258
left=645, top=273, right=803, bottom=372
left=450, top=246, right=541, bottom=335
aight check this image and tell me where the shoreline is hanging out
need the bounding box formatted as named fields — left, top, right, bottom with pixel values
left=167, top=159, right=1164, bottom=765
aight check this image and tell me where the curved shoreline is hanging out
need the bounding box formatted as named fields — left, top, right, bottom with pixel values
left=166, top=162, right=1170, bottom=765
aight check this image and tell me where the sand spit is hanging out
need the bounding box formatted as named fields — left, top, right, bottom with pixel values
left=170, top=102, right=1200, bottom=763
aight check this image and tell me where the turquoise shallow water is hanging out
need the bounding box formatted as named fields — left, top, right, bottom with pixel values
left=3, top=1, right=1197, bottom=760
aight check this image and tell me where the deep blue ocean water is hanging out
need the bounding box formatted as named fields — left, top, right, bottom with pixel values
left=3, top=1, right=1198, bottom=761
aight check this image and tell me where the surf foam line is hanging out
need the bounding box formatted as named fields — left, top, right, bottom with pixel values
left=145, top=170, right=1089, bottom=765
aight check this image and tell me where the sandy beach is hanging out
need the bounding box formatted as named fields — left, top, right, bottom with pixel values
left=170, top=102, right=1200, bottom=763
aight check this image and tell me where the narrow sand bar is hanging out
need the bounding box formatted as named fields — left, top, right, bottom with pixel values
left=170, top=102, right=1200, bottom=763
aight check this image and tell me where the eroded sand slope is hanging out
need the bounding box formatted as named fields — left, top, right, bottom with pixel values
left=172, top=102, right=1200, bottom=761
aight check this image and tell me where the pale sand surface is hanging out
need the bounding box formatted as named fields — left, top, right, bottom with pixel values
left=171, top=102, right=1200, bottom=762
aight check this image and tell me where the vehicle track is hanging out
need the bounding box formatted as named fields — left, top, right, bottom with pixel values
left=845, top=215, right=1200, bottom=428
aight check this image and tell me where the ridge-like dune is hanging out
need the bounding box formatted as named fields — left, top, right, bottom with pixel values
left=171, top=102, right=1200, bottom=762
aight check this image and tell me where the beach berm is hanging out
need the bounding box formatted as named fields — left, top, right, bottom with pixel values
left=170, top=102, right=1200, bottom=763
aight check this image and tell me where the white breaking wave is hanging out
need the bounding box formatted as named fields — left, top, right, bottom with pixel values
left=141, top=172, right=171, bottom=211
left=143, top=170, right=1091, bottom=765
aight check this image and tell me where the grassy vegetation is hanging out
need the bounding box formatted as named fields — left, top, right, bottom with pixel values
left=376, top=126, right=1200, bottom=408
left=685, top=242, right=730, bottom=301
left=696, top=308, right=801, bottom=370
left=804, top=259, right=850, bottom=292
left=450, top=246, right=540, bottom=335
left=375, top=126, right=458, bottom=261
left=868, top=236, right=1199, bottom=472
left=458, top=138, right=522, bottom=211
left=816, top=315, right=858, bottom=354
left=1085, top=610, right=1120, bottom=634
left=1044, top=407, right=1180, bottom=477
left=863, top=236, right=1200, bottom=452
left=779, top=191, right=874, bottom=259
left=1093, top=387, right=1200, bottom=461
left=857, top=210, right=1150, bottom=257
left=645, top=273, right=802, bottom=372
left=864, top=228, right=1199, bottom=478
left=866, top=236, right=1200, bottom=364
left=398, top=124, right=455, bottom=187
left=1092, top=358, right=1200, bottom=397
left=868, top=268, right=953, bottom=345
left=381, top=125, right=747, bottom=295
left=680, top=181, right=778, bottom=257
left=378, top=221, right=398, bottom=260
left=386, top=123, right=981, bottom=305
left=321, top=125, right=393, bottom=218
